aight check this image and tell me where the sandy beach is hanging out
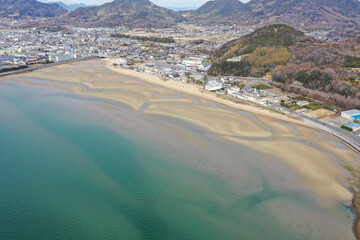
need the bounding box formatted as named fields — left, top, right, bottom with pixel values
left=104, top=59, right=308, bottom=126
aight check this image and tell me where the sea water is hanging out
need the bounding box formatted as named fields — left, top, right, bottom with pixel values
left=0, top=81, right=355, bottom=240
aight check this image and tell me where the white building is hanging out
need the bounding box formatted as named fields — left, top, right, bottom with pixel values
left=341, top=109, right=360, bottom=121
left=48, top=53, right=75, bottom=62
left=183, top=57, right=204, bottom=67
left=198, top=64, right=212, bottom=72
left=296, top=100, right=310, bottom=107
left=227, top=86, right=240, bottom=96
left=227, top=56, right=242, bottom=62
left=343, top=122, right=360, bottom=132
left=118, top=57, right=127, bottom=65
left=205, top=80, right=223, bottom=91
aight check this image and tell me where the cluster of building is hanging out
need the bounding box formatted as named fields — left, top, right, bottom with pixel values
left=226, top=85, right=268, bottom=105
left=115, top=56, right=207, bottom=83
left=0, top=50, right=77, bottom=72
left=340, top=109, right=360, bottom=133
left=0, top=22, right=255, bottom=74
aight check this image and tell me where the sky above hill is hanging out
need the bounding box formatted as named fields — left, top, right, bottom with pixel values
left=41, top=0, right=250, bottom=8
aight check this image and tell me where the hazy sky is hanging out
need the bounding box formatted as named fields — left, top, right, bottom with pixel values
left=40, top=0, right=250, bottom=8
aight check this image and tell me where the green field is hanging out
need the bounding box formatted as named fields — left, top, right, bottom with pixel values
left=304, top=103, right=321, bottom=110
left=253, top=84, right=272, bottom=90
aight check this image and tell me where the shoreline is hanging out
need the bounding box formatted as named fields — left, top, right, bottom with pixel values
left=354, top=192, right=360, bottom=240
left=0, top=56, right=101, bottom=77
left=104, top=59, right=308, bottom=127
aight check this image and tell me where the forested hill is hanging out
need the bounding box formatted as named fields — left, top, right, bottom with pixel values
left=209, top=24, right=306, bottom=76
left=209, top=24, right=360, bottom=108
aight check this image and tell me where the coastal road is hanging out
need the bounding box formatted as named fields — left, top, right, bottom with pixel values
left=0, top=56, right=102, bottom=78
left=277, top=104, right=360, bottom=152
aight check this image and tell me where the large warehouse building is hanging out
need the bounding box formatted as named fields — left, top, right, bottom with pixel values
left=341, top=109, right=360, bottom=121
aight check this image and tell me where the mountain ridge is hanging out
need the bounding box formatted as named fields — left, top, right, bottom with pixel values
left=191, top=0, right=360, bottom=33
left=56, top=0, right=186, bottom=28
left=0, top=0, right=359, bottom=33
left=245, top=0, right=360, bottom=28
left=52, top=2, right=88, bottom=10
left=0, top=0, right=67, bottom=18
left=192, top=0, right=248, bottom=19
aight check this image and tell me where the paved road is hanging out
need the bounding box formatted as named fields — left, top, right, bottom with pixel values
left=276, top=104, right=360, bottom=152
left=0, top=56, right=101, bottom=78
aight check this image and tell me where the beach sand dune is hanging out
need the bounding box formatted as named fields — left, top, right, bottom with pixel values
left=20, top=69, right=122, bottom=83
left=221, top=136, right=353, bottom=203
left=143, top=103, right=272, bottom=138
left=58, top=85, right=195, bottom=112
left=83, top=81, right=179, bottom=96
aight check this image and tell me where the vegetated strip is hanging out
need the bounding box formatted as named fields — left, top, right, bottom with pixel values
left=110, top=34, right=175, bottom=43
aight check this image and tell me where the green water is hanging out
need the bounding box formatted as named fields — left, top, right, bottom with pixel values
left=0, top=82, right=355, bottom=240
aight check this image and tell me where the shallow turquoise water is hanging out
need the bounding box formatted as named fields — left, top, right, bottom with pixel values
left=0, top=82, right=355, bottom=240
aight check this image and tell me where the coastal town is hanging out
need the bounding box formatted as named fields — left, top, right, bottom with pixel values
left=1, top=19, right=359, bottom=147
